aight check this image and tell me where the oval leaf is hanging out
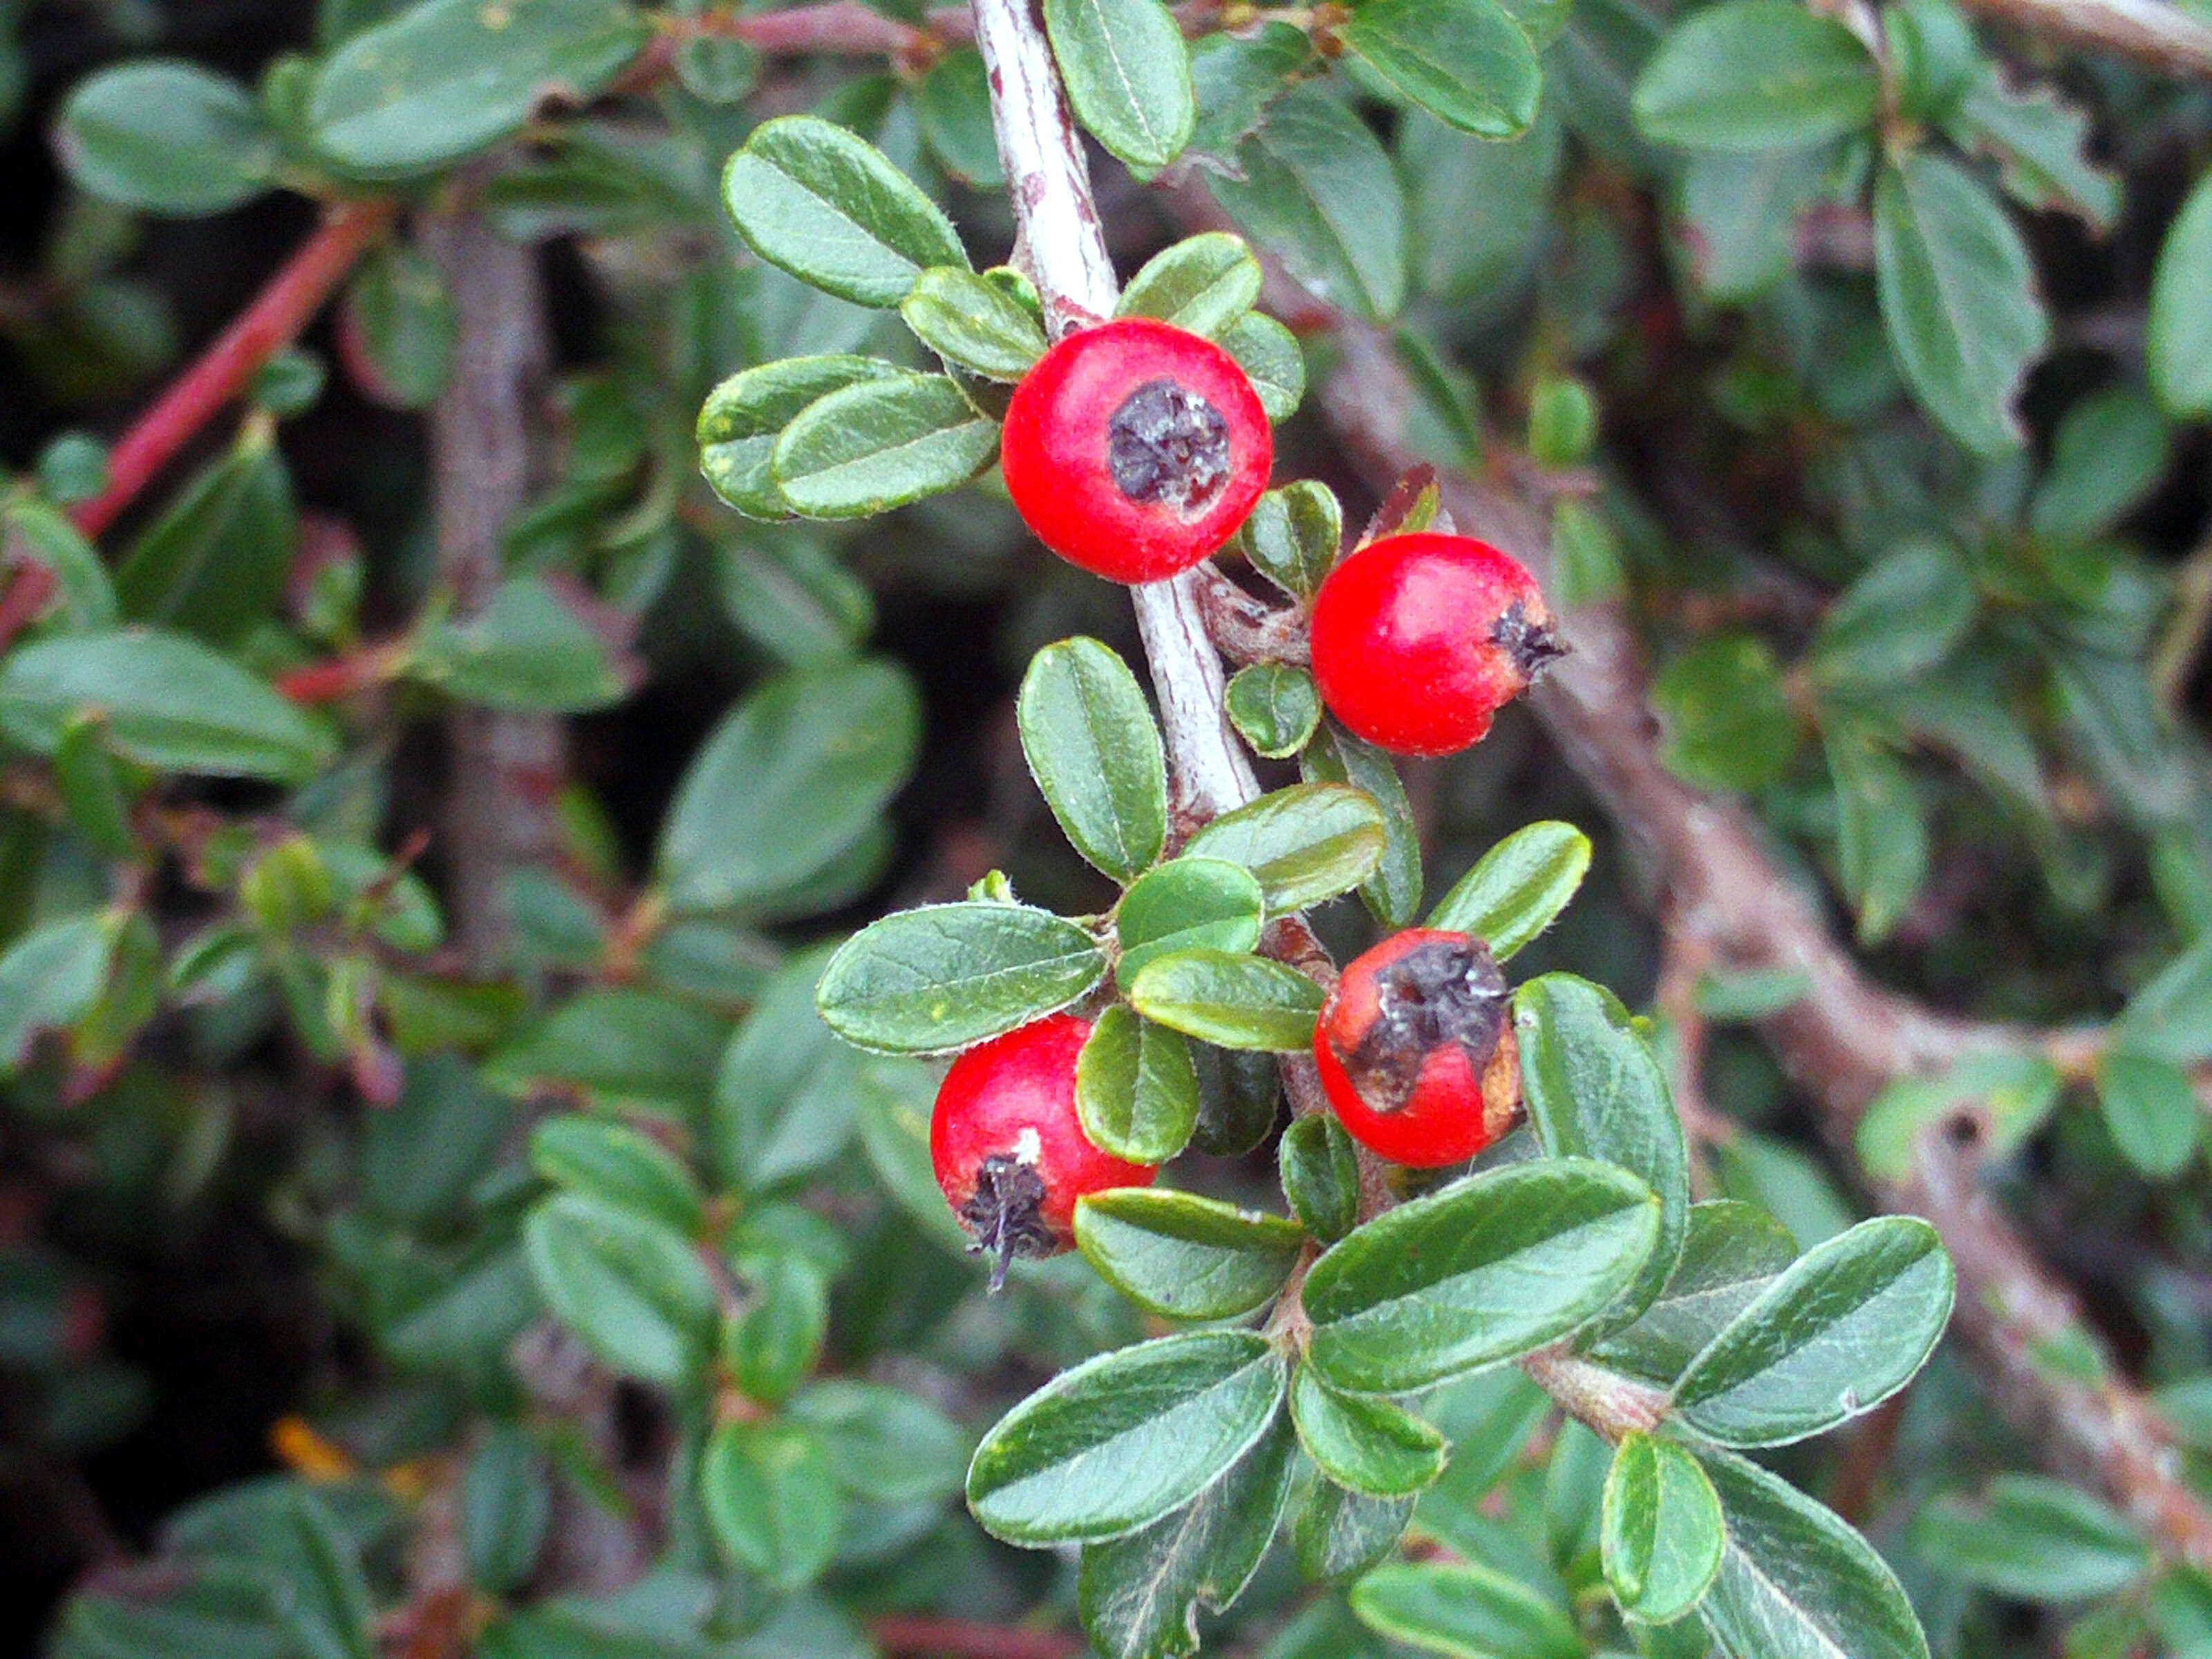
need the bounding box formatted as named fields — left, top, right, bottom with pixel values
left=771, top=373, right=999, bottom=519
left=1591, top=1199, right=1799, bottom=1383
left=1117, top=232, right=1264, bottom=337
left=1288, top=1365, right=1447, bottom=1498
left=1127, top=948, right=1324, bottom=1051
left=58, top=61, right=274, bottom=214
left=1183, top=782, right=1387, bottom=913
left=1602, top=1432, right=1725, bottom=1624
left=816, top=902, right=1108, bottom=1054
left=2149, top=167, right=2212, bottom=420
left=1115, top=858, right=1266, bottom=988
left=698, top=355, right=905, bottom=520
left=1018, top=637, right=1170, bottom=882
left=1338, top=0, right=1541, bottom=140
left=1076, top=1006, right=1203, bottom=1164
left=702, top=1419, right=843, bottom=1590
left=1351, top=1562, right=1582, bottom=1659
left=1044, top=0, right=1196, bottom=168
left=1427, top=821, right=1592, bottom=957
left=1075, top=1188, right=1306, bottom=1320
left=1226, top=662, right=1322, bottom=760
left=522, top=1194, right=715, bottom=1387
left=900, top=265, right=1049, bottom=381
left=1631, top=0, right=1879, bottom=151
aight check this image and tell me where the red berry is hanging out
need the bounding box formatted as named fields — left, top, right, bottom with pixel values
left=1312, top=929, right=1524, bottom=1169
left=930, top=1013, right=1159, bottom=1287
left=1309, top=532, right=1563, bottom=756
left=1000, top=317, right=1272, bottom=583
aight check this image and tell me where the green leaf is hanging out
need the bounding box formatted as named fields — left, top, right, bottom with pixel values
left=723, top=114, right=969, bottom=306
left=901, top=265, right=1049, bottom=381
left=1219, top=310, right=1306, bottom=422
left=1673, top=1215, right=1953, bottom=1447
left=1516, top=974, right=1689, bottom=1333
left=53, top=715, right=137, bottom=858
left=57, top=62, right=275, bottom=214
left=308, top=0, right=648, bottom=176
left=789, top=1378, right=971, bottom=1504
left=529, top=1115, right=704, bottom=1236
left=164, top=1483, right=377, bottom=1659
left=1076, top=1188, right=1306, bottom=1320
left=1183, top=782, right=1387, bottom=913
left=916, top=48, right=1005, bottom=186
left=1302, top=726, right=1422, bottom=928
left=0, top=630, right=333, bottom=782
left=1592, top=1201, right=1798, bottom=1384
left=1289, top=1367, right=1447, bottom=1498
left=1810, top=540, right=1978, bottom=690
left=1045, top=0, right=1196, bottom=168
left=5, top=500, right=116, bottom=633
left=713, top=535, right=874, bottom=668
left=1128, top=948, right=1324, bottom=1051
left=1676, top=145, right=1832, bottom=301
left=1946, top=64, right=2119, bottom=231
left=1210, top=85, right=1406, bottom=323
left=1338, top=0, right=1541, bottom=139
left=771, top=373, right=998, bottom=518
left=2150, top=168, right=2212, bottom=418
left=1908, top=1474, right=2150, bottom=1602
left=1118, top=234, right=1263, bottom=338
left=816, top=902, right=1108, bottom=1053
left=1304, top=1160, right=1661, bottom=1394
left=715, top=950, right=868, bottom=1190
left=1076, top=1006, right=1203, bottom=1164
left=656, top=657, right=919, bottom=915
left=2096, top=1047, right=2201, bottom=1179
left=1602, top=1433, right=1725, bottom=1624
left=115, top=429, right=292, bottom=646
left=1697, top=1447, right=1931, bottom=1659
left=1018, top=638, right=1170, bottom=882
left=1115, top=858, right=1266, bottom=988
left=523, top=1194, right=715, bottom=1386
left=1402, top=102, right=1563, bottom=305
left=966, top=1331, right=1287, bottom=1544
left=1351, top=1562, right=1582, bottom=1659
left=1427, top=821, right=1592, bottom=958
left=463, top=1428, right=551, bottom=1596
left=1631, top=0, right=1878, bottom=151
left=344, top=244, right=455, bottom=411
left=2030, top=387, right=2173, bottom=545
left=1279, top=1114, right=1361, bottom=1243
left=1078, top=1405, right=1297, bottom=1659
left=699, top=356, right=905, bottom=520
left=411, top=577, right=637, bottom=712
left=703, top=1419, right=843, bottom=1590
left=1874, top=150, right=2050, bottom=456
left=1824, top=724, right=1929, bottom=947
left=1191, top=1042, right=1283, bottom=1157
left=1187, top=21, right=1312, bottom=160
left=723, top=1250, right=828, bottom=1406
left=488, top=987, right=727, bottom=1109
left=1651, top=634, right=1797, bottom=792
left=1237, top=481, right=1343, bottom=601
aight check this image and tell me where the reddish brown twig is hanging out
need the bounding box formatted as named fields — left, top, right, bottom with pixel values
left=0, top=558, right=59, bottom=651
left=71, top=200, right=395, bottom=540
left=869, top=1615, right=1086, bottom=1659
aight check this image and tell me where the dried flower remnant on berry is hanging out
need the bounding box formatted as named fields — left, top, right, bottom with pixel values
left=1344, top=934, right=1510, bottom=1114
left=1107, top=379, right=1230, bottom=515
left=960, top=1151, right=1056, bottom=1291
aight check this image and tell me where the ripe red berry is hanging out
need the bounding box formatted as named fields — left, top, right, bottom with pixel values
left=1312, top=929, right=1523, bottom=1168
left=1309, top=532, right=1564, bottom=756
left=1000, top=317, right=1272, bottom=583
left=930, top=1013, right=1159, bottom=1287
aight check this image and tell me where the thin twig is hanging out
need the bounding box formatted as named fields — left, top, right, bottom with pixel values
left=870, top=1615, right=1088, bottom=1659
left=1950, top=0, right=2212, bottom=78
left=71, top=200, right=395, bottom=539
left=2154, top=534, right=2212, bottom=713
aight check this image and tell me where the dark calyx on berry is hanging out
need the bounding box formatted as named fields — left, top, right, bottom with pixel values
left=1346, top=935, right=1509, bottom=1114
left=960, top=1152, right=1056, bottom=1291
left=1107, top=378, right=1230, bottom=516
left=1491, top=600, right=1566, bottom=682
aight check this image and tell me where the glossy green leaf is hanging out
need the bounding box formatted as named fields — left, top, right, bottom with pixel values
left=0, top=630, right=333, bottom=782
left=1210, top=86, right=1406, bottom=323
left=1631, top=0, right=1878, bottom=151
left=816, top=902, right=1107, bottom=1053
left=58, top=62, right=275, bottom=214
left=462, top=1428, right=550, bottom=1596
left=1811, top=540, right=1978, bottom=689
left=1018, top=637, right=1170, bottom=883
left=899, top=265, right=1047, bottom=384
left=770, top=372, right=997, bottom=518
left=1351, top=1561, right=1582, bottom=1659
left=715, top=950, right=868, bottom=1190
left=1592, top=1200, right=1798, bottom=1383
left=916, top=48, right=1005, bottom=186
left=1224, top=665, right=1322, bottom=763
left=1076, top=1006, right=1203, bottom=1164
left=1908, top=1473, right=2150, bottom=1602
left=1339, top=0, right=1541, bottom=139
left=1295, top=1481, right=1416, bottom=1584
left=1824, top=724, right=1929, bottom=947
left=1190, top=1042, right=1283, bottom=1158
left=1220, top=310, right=1306, bottom=421
left=966, top=1331, right=1287, bottom=1544
left=1237, top=481, right=1343, bottom=601
left=699, top=355, right=904, bottom=520
left=1077, top=1404, right=1296, bottom=1659
left=308, top=0, right=648, bottom=175
left=523, top=1194, right=715, bottom=1386
left=1602, top=1432, right=1725, bottom=1624
left=1301, top=726, right=1422, bottom=928
left=1674, top=1215, right=1953, bottom=1446
left=2096, top=1047, right=2200, bottom=1179
left=789, top=1378, right=971, bottom=1505
left=1698, top=1447, right=1930, bottom=1659
left=1046, top=0, right=1195, bottom=168
left=1427, top=821, right=1591, bottom=958
left=5, top=500, right=116, bottom=634
left=411, top=576, right=637, bottom=712
left=1652, top=633, right=1797, bottom=792
left=656, top=657, right=919, bottom=915
left=1289, top=1367, right=1446, bottom=1498
left=703, top=1419, right=843, bottom=1589
left=1516, top=973, right=1689, bottom=1333
left=1947, top=64, right=2117, bottom=230
left=529, top=1115, right=703, bottom=1235
left=1874, top=150, right=2049, bottom=455
left=115, top=429, right=292, bottom=646
left=2149, top=167, right=2212, bottom=418
left=723, top=114, right=968, bottom=306
left=1304, top=1160, right=1661, bottom=1394
left=1115, top=858, right=1266, bottom=988
left=1118, top=234, right=1263, bottom=338
left=723, top=1250, right=827, bottom=1406
left=1128, top=948, right=1324, bottom=1051
left=1279, top=1113, right=1360, bottom=1243
left=1183, top=783, right=1387, bottom=914
left=1076, top=1188, right=1305, bottom=1320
